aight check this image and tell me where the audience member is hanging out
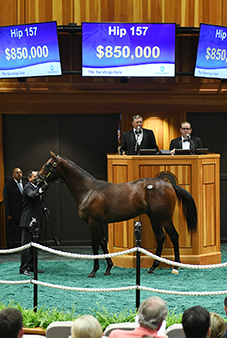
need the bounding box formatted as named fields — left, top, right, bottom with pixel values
left=109, top=296, right=168, bottom=338
left=19, top=170, right=48, bottom=276
left=120, top=114, right=159, bottom=155
left=182, top=305, right=211, bottom=338
left=169, top=121, right=203, bottom=155
left=0, top=307, right=24, bottom=338
left=3, top=167, right=26, bottom=249
left=71, top=314, right=103, bottom=338
left=209, top=312, right=226, bottom=338
left=223, top=296, right=227, bottom=338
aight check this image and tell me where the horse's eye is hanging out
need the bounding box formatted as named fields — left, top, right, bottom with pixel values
left=44, top=164, right=49, bottom=171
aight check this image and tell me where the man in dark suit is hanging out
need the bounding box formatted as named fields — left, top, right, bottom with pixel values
left=3, top=168, right=26, bottom=249
left=120, top=114, right=159, bottom=155
left=19, top=170, right=48, bottom=276
left=169, top=121, right=203, bottom=155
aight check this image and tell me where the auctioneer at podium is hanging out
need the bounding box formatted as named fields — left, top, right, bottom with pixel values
left=120, top=114, right=159, bottom=155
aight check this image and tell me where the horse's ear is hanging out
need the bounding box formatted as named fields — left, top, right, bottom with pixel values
left=50, top=151, right=57, bottom=159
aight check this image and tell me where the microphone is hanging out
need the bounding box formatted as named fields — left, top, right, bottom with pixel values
left=135, top=126, right=141, bottom=154
left=186, top=134, right=195, bottom=153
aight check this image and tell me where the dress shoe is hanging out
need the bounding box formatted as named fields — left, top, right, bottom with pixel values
left=20, top=270, right=32, bottom=276
left=30, top=269, right=45, bottom=273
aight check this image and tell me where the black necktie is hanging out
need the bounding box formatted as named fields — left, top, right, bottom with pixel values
left=183, top=139, right=189, bottom=142
left=136, top=130, right=141, bottom=135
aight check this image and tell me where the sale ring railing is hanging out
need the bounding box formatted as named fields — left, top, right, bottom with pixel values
left=1, top=241, right=227, bottom=310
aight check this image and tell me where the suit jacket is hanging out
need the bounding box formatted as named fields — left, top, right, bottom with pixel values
left=20, top=182, right=43, bottom=228
left=120, top=128, right=159, bottom=155
left=3, top=178, right=26, bottom=219
left=169, top=136, right=203, bottom=152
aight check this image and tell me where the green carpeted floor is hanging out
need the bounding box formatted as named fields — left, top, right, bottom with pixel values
left=1, top=245, right=227, bottom=318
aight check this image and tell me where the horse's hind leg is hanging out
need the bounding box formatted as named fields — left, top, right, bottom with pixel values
left=100, top=224, right=113, bottom=275
left=88, top=221, right=101, bottom=278
left=147, top=216, right=166, bottom=274
left=163, top=220, right=180, bottom=273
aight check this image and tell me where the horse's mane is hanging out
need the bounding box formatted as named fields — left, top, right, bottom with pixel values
left=60, top=155, right=95, bottom=180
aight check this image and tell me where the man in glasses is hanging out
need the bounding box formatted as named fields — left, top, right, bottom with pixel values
left=169, top=121, right=203, bottom=155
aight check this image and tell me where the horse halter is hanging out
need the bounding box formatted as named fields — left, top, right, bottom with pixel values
left=38, top=155, right=59, bottom=184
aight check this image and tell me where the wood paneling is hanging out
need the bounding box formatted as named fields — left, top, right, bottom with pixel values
left=203, top=184, right=215, bottom=247
left=0, top=0, right=226, bottom=27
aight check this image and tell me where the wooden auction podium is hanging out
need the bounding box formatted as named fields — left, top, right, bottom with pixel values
left=107, top=153, right=221, bottom=268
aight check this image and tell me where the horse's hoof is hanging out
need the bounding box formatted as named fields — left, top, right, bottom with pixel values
left=172, top=268, right=179, bottom=274
left=104, top=270, right=111, bottom=276
left=88, top=271, right=96, bottom=278
left=147, top=268, right=154, bottom=274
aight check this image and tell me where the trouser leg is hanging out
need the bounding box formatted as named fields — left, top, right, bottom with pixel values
left=19, top=227, right=33, bottom=273
left=6, top=219, right=20, bottom=248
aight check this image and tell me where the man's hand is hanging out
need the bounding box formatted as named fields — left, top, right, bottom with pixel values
left=171, top=148, right=175, bottom=156
left=38, top=182, right=49, bottom=194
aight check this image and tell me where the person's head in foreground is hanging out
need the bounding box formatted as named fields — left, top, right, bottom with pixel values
left=209, top=312, right=226, bottom=338
left=182, top=305, right=211, bottom=338
left=71, top=314, right=103, bottom=338
left=137, top=296, right=168, bottom=331
left=0, top=308, right=24, bottom=338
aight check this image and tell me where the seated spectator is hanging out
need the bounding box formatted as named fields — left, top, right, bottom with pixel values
left=71, top=314, right=103, bottom=338
left=210, top=312, right=226, bottom=338
left=0, top=307, right=24, bottom=338
left=182, top=305, right=211, bottom=338
left=109, top=296, right=168, bottom=338
left=224, top=296, right=227, bottom=338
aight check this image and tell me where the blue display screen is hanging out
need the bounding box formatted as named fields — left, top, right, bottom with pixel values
left=82, top=22, right=176, bottom=77
left=0, top=21, right=62, bottom=78
left=194, top=23, right=227, bottom=79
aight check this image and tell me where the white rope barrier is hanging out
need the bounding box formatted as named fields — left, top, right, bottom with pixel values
left=31, top=279, right=137, bottom=292
left=0, top=280, right=31, bottom=285
left=31, top=242, right=137, bottom=259
left=138, top=286, right=227, bottom=296
left=138, top=247, right=227, bottom=269
left=3, top=242, right=226, bottom=270
left=1, top=243, right=227, bottom=296
left=0, top=244, right=31, bottom=254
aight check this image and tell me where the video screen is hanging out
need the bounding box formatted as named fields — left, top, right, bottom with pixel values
left=82, top=22, right=176, bottom=77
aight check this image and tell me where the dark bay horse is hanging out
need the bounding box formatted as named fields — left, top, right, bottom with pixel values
left=38, top=151, right=197, bottom=277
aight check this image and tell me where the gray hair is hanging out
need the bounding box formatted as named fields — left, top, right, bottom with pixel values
left=132, top=114, right=143, bottom=121
left=71, top=314, right=103, bottom=338
left=137, top=296, right=168, bottom=330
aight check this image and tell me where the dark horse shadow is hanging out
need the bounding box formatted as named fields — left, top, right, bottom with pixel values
left=38, top=151, right=197, bottom=277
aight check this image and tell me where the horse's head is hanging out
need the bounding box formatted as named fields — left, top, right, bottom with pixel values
left=38, top=151, right=60, bottom=184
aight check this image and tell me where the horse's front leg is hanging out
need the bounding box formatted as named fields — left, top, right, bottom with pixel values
left=100, top=224, right=113, bottom=275
left=88, top=221, right=101, bottom=278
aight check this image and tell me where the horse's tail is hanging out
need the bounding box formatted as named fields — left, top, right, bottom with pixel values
left=172, top=185, right=197, bottom=233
